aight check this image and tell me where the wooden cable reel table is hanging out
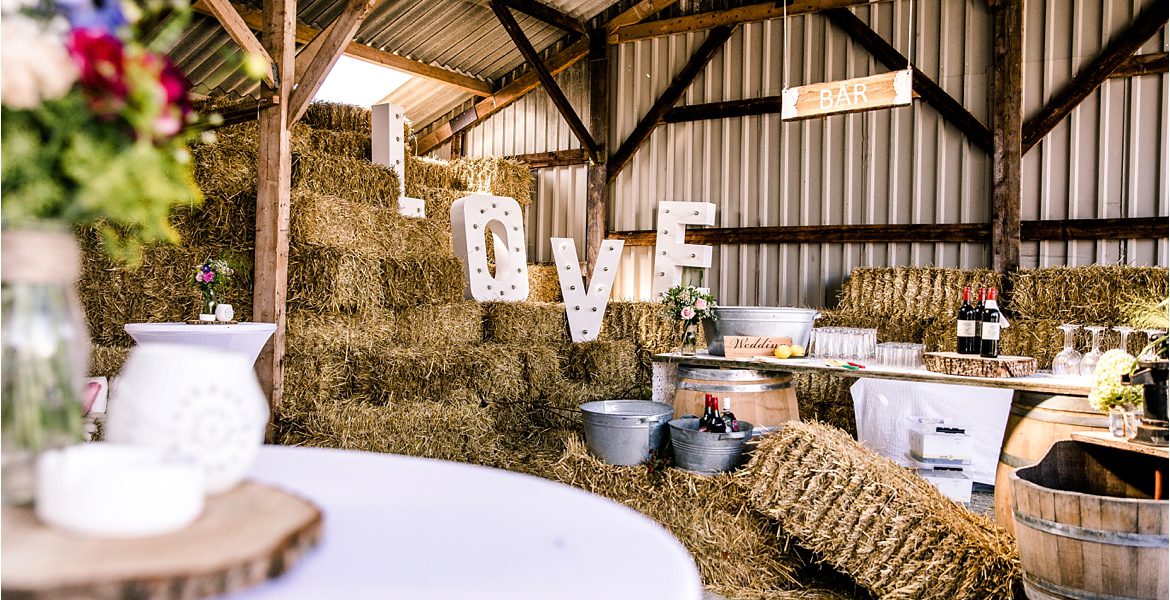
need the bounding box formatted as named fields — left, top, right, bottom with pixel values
left=1, top=482, right=322, bottom=599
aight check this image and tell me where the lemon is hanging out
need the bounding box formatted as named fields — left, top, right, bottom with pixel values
left=773, top=345, right=792, bottom=359
left=790, top=345, right=805, bottom=357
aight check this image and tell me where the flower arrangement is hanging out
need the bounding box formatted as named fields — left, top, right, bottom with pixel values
left=1088, top=349, right=1144, bottom=412
left=194, top=259, right=233, bottom=316
left=1, top=0, right=208, bottom=264
left=660, top=284, right=717, bottom=354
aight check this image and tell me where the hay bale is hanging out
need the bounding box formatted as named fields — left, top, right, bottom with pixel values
left=383, top=256, right=465, bottom=308
left=394, top=302, right=483, bottom=346
left=1008, top=265, right=1168, bottom=323
left=813, top=309, right=933, bottom=345
left=406, top=156, right=462, bottom=197
left=744, top=421, right=1020, bottom=599
left=290, top=189, right=392, bottom=250
left=835, top=267, right=1001, bottom=321
left=191, top=142, right=256, bottom=201
left=382, top=214, right=453, bottom=260
left=293, top=151, right=399, bottom=208
left=791, top=372, right=856, bottom=437
left=545, top=434, right=804, bottom=596
left=300, top=102, right=371, bottom=134
left=413, top=186, right=463, bottom=228
left=285, top=309, right=397, bottom=400
left=350, top=344, right=525, bottom=405
left=89, top=344, right=129, bottom=378
left=482, top=301, right=568, bottom=345
left=600, top=301, right=679, bottom=354
left=169, top=192, right=256, bottom=249
left=287, top=246, right=384, bottom=312
left=303, top=129, right=370, bottom=161
left=564, top=340, right=641, bottom=395
left=527, top=263, right=562, bottom=303
left=449, top=157, right=533, bottom=206
left=514, top=344, right=565, bottom=398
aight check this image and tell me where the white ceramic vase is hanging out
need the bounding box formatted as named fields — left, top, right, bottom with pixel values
left=105, top=344, right=268, bottom=494
left=214, top=303, right=235, bottom=322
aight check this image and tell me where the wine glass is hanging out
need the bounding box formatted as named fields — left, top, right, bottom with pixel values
left=1051, top=324, right=1082, bottom=376
left=1113, top=326, right=1135, bottom=354
left=1139, top=329, right=1167, bottom=361
left=1079, top=326, right=1107, bottom=376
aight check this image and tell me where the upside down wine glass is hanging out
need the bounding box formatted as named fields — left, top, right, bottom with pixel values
left=1051, top=324, right=1082, bottom=376
left=1079, top=326, right=1107, bottom=376
left=1113, top=326, right=1135, bottom=354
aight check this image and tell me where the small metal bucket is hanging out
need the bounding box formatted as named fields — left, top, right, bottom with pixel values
left=580, top=400, right=674, bottom=466
left=668, top=416, right=755, bottom=474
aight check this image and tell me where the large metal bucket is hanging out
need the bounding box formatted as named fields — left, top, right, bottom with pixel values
left=580, top=400, right=673, bottom=466
left=701, top=306, right=820, bottom=356
left=668, top=416, right=755, bottom=474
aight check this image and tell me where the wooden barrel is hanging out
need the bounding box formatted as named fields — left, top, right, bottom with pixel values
left=994, top=391, right=1110, bottom=535
left=1010, top=440, right=1168, bottom=600
left=672, top=366, right=799, bottom=428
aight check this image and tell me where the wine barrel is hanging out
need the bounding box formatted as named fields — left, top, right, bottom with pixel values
left=994, top=391, right=1110, bottom=535
left=1010, top=440, right=1169, bottom=600
left=672, top=366, right=799, bottom=428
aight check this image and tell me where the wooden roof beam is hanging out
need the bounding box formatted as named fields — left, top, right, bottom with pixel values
left=1109, top=52, right=1168, bottom=79
left=1022, top=0, right=1167, bottom=153
left=608, top=0, right=888, bottom=44
left=193, top=0, right=492, bottom=96
left=197, top=0, right=275, bottom=86
left=497, top=0, right=586, bottom=34
left=288, top=0, right=377, bottom=125
left=605, top=0, right=680, bottom=34
left=607, top=25, right=734, bottom=182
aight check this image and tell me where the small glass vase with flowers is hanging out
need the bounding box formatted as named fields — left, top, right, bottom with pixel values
left=661, top=285, right=718, bottom=355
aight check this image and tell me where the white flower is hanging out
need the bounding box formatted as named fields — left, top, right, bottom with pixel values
left=1088, top=349, right=1143, bottom=411
left=1, top=17, right=77, bottom=109
left=680, top=306, right=695, bottom=320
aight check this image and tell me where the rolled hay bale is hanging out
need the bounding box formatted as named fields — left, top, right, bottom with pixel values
left=350, top=344, right=525, bottom=405
left=527, top=263, right=562, bottom=302
left=542, top=434, right=804, bottom=597
left=303, top=129, right=370, bottom=161
left=300, top=101, right=371, bottom=134
left=287, top=246, right=384, bottom=313
left=482, top=301, right=568, bottom=345
left=89, top=344, right=129, bottom=378
left=743, top=421, right=1020, bottom=599
left=813, top=309, right=933, bottom=345
left=1008, top=265, right=1169, bottom=323
left=791, top=372, right=857, bottom=437
left=383, top=256, right=464, bottom=309
left=394, top=302, right=483, bottom=346
left=293, top=151, right=399, bottom=209
left=449, top=157, right=533, bottom=206
left=564, top=340, right=641, bottom=396
left=405, top=155, right=462, bottom=197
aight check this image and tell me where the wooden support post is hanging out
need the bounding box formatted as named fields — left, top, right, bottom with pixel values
left=490, top=0, right=600, bottom=159
left=825, top=8, right=993, bottom=153
left=287, top=0, right=376, bottom=126
left=498, top=0, right=586, bottom=33
left=607, top=25, right=733, bottom=182
left=449, top=130, right=464, bottom=159
left=989, top=0, right=1023, bottom=274
left=585, top=28, right=608, bottom=277
left=1021, top=0, right=1168, bottom=153
left=253, top=0, right=295, bottom=437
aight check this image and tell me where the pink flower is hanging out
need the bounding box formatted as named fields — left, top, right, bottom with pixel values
left=694, top=298, right=707, bottom=310
left=201, top=271, right=214, bottom=283
left=67, top=28, right=128, bottom=112
left=680, top=306, right=696, bottom=320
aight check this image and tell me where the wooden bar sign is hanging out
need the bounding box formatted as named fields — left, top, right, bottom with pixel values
left=723, top=336, right=792, bottom=358
left=781, top=69, right=913, bottom=121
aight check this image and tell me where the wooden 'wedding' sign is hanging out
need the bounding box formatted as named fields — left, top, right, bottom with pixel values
left=782, top=69, right=913, bottom=121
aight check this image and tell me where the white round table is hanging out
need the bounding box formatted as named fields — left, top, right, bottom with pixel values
left=222, top=446, right=703, bottom=600
left=123, top=323, right=276, bottom=365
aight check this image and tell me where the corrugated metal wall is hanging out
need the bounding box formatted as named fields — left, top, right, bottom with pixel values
left=462, top=0, right=1168, bottom=306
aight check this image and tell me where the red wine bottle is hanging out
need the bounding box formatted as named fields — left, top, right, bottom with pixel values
left=698, top=395, right=714, bottom=432
left=709, top=398, right=727, bottom=434
left=974, top=287, right=987, bottom=344
left=957, top=286, right=978, bottom=354
left=980, top=287, right=1002, bottom=358
left=721, top=397, right=740, bottom=432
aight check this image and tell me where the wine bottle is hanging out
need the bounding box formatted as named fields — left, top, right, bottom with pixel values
left=709, top=398, right=727, bottom=434
left=980, top=287, right=1002, bottom=358
left=956, top=286, right=978, bottom=354
left=974, top=287, right=987, bottom=345
left=698, top=395, right=714, bottom=432
left=721, top=397, right=740, bottom=432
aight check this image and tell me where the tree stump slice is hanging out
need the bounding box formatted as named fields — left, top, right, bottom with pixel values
left=923, top=352, right=1037, bottom=378
left=1, top=481, right=322, bottom=600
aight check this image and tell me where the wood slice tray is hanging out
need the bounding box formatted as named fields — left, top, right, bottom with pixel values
left=185, top=320, right=239, bottom=325
left=2, top=481, right=322, bottom=599
left=923, top=351, right=1038, bottom=378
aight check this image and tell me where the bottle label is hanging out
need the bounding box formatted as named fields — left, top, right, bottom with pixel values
left=957, top=320, right=976, bottom=337
left=982, top=322, right=1001, bottom=341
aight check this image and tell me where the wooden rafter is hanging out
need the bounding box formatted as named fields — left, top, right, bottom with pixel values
left=416, top=38, right=589, bottom=155
left=663, top=96, right=781, bottom=123
left=608, top=0, right=886, bottom=44
left=193, top=0, right=491, bottom=96
left=605, top=0, right=679, bottom=34
left=490, top=0, right=600, bottom=160
left=606, top=26, right=734, bottom=182
left=287, top=0, right=376, bottom=125
left=497, top=0, right=586, bottom=33
left=825, top=8, right=993, bottom=153
left=1022, top=0, right=1168, bottom=153
left=507, top=148, right=590, bottom=168
left=211, top=94, right=280, bottom=128
left=989, top=0, right=1023, bottom=274
left=1109, top=52, right=1169, bottom=79
left=197, top=0, right=274, bottom=86
left=606, top=217, right=1169, bottom=246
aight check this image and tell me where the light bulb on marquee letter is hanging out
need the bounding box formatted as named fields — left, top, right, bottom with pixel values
left=651, top=201, right=716, bottom=298
left=552, top=238, right=623, bottom=343
left=451, top=194, right=530, bottom=301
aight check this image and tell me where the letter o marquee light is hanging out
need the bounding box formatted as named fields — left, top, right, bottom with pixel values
left=450, top=194, right=530, bottom=301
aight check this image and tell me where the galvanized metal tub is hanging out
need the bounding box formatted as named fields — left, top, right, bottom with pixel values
left=701, top=306, right=820, bottom=356
left=580, top=400, right=673, bottom=466
left=668, top=416, right=755, bottom=474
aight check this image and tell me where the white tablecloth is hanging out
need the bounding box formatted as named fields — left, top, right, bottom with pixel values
left=851, top=379, right=1013, bottom=485
left=123, top=323, right=276, bottom=365
left=222, top=446, right=703, bottom=600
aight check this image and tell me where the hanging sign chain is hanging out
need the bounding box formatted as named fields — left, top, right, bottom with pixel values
left=905, top=0, right=915, bottom=71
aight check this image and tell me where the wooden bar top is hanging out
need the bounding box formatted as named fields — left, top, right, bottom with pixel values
left=1070, top=431, right=1170, bottom=458
left=652, top=352, right=1092, bottom=396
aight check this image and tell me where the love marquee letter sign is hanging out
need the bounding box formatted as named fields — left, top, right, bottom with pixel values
left=450, top=194, right=530, bottom=301
left=651, top=201, right=716, bottom=299
left=551, top=238, right=624, bottom=343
